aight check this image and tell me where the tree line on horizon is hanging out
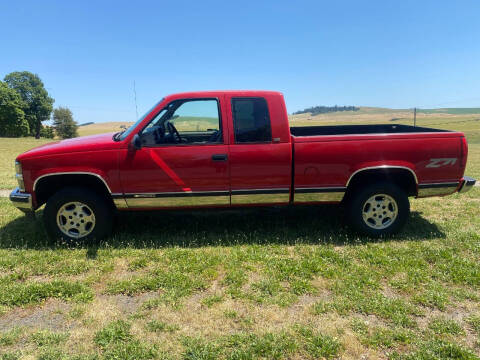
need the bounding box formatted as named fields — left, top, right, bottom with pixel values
left=293, top=105, right=360, bottom=116
left=0, top=71, right=78, bottom=139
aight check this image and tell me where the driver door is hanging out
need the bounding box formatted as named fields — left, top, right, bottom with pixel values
left=119, top=97, right=230, bottom=208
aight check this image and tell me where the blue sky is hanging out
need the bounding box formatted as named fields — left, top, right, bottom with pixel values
left=1, top=0, right=480, bottom=124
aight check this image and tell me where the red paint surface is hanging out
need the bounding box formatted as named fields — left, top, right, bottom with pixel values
left=16, top=90, right=468, bottom=209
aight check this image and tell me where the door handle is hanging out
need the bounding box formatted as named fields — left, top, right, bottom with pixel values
left=212, top=154, right=228, bottom=161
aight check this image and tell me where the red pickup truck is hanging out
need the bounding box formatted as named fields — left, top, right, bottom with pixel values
left=10, top=90, right=476, bottom=241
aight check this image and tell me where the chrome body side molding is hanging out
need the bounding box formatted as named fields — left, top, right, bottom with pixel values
left=121, top=190, right=230, bottom=208
left=294, top=187, right=346, bottom=203
left=114, top=189, right=291, bottom=208
left=231, top=188, right=290, bottom=205
left=417, top=182, right=459, bottom=197
left=111, top=193, right=128, bottom=209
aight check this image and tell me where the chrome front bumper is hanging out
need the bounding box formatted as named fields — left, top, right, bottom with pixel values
left=458, top=176, right=476, bottom=193
left=9, top=187, right=33, bottom=212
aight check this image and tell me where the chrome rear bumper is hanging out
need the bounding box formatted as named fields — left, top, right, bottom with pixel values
left=458, top=176, right=476, bottom=193
left=9, top=187, right=33, bottom=212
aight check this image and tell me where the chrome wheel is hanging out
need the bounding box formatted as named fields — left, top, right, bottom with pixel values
left=56, top=201, right=95, bottom=238
left=362, top=194, right=398, bottom=230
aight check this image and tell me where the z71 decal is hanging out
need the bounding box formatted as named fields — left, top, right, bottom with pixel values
left=426, top=158, right=457, bottom=168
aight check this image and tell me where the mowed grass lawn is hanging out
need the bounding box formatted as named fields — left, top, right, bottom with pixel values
left=0, top=138, right=51, bottom=190
left=0, top=113, right=479, bottom=359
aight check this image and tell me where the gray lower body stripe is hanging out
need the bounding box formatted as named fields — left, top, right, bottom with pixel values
left=123, top=191, right=229, bottom=199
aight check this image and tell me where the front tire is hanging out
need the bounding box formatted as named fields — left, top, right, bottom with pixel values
left=346, top=182, right=410, bottom=237
left=44, top=187, right=113, bottom=243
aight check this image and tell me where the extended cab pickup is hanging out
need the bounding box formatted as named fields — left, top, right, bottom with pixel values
left=10, top=90, right=476, bottom=240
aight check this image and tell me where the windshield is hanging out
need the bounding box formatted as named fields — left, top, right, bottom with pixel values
left=118, top=98, right=164, bottom=141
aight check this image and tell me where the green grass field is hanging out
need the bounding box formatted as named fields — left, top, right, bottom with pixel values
left=0, top=138, right=51, bottom=190
left=0, top=110, right=479, bottom=359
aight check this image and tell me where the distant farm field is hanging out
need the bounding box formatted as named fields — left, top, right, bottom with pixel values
left=417, top=108, right=480, bottom=115
left=288, top=107, right=480, bottom=145
left=0, top=108, right=479, bottom=359
left=78, top=121, right=132, bottom=137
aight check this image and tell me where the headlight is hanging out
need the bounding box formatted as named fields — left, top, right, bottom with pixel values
left=15, top=161, right=25, bottom=191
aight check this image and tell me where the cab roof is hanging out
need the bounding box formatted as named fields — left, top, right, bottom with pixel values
left=163, top=90, right=283, bottom=101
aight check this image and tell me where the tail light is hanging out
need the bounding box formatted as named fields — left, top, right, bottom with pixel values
left=460, top=137, right=468, bottom=170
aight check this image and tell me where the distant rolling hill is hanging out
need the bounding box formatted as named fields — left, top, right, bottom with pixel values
left=78, top=122, right=133, bottom=136
left=76, top=106, right=480, bottom=144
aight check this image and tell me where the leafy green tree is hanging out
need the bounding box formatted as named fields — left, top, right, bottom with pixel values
left=53, top=107, right=78, bottom=139
left=0, top=81, right=30, bottom=137
left=293, top=105, right=360, bottom=116
left=39, top=125, right=55, bottom=139
left=4, top=71, right=54, bottom=138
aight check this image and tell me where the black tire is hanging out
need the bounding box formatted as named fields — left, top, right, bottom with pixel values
left=346, top=182, right=410, bottom=237
left=43, top=187, right=113, bottom=243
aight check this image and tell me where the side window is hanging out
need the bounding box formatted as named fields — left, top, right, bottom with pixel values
left=140, top=99, right=222, bottom=146
left=170, top=100, right=220, bottom=134
left=232, top=98, right=272, bottom=143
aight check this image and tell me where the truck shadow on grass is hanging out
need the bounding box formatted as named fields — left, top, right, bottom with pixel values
left=0, top=204, right=445, bottom=249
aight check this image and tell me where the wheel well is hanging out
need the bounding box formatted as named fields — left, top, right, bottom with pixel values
left=35, top=174, right=114, bottom=208
left=345, top=168, right=417, bottom=199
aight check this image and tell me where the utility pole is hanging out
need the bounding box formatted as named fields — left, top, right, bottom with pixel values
left=414, top=107, right=416, bottom=127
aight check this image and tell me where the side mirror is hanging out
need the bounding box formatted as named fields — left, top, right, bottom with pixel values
left=131, top=134, right=142, bottom=150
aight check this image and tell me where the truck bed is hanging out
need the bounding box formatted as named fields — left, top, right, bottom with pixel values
left=290, top=124, right=450, bottom=137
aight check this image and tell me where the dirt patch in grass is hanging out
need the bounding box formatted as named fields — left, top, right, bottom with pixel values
left=415, top=303, right=480, bottom=350
left=0, top=299, right=73, bottom=332
left=108, top=293, right=158, bottom=314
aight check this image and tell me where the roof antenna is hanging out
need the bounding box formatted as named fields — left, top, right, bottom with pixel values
left=133, top=80, right=139, bottom=120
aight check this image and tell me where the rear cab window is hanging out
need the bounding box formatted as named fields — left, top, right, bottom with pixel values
left=232, top=97, right=272, bottom=143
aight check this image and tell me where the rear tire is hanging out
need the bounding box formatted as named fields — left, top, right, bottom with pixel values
left=346, top=182, right=409, bottom=237
left=44, top=187, right=113, bottom=243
